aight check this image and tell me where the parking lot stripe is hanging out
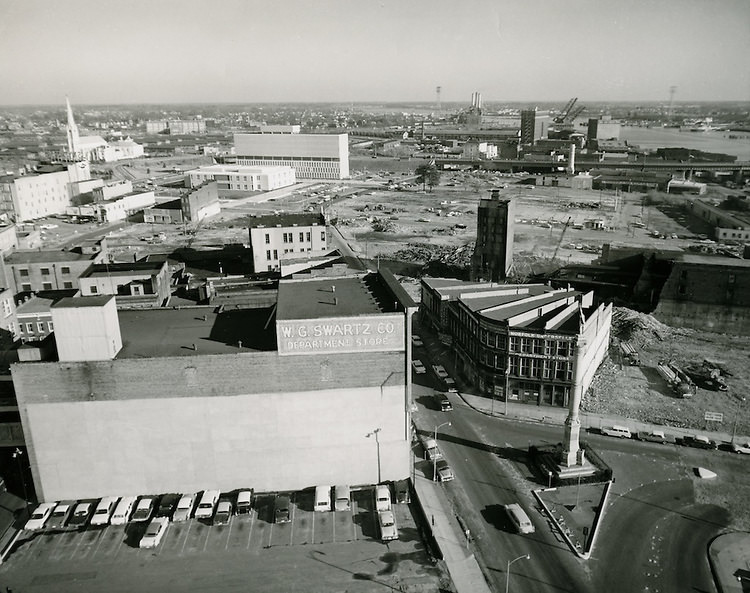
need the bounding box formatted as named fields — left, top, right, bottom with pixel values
left=91, top=529, right=107, bottom=558
left=246, top=512, right=255, bottom=549
left=352, top=501, right=358, bottom=541
left=202, top=523, right=212, bottom=553
left=180, top=521, right=193, bottom=556
left=69, top=530, right=86, bottom=560
left=224, top=520, right=233, bottom=550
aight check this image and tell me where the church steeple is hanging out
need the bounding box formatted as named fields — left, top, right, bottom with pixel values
left=66, top=96, right=80, bottom=158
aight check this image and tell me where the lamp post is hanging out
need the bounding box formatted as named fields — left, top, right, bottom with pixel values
left=504, top=363, right=511, bottom=416
left=12, top=447, right=29, bottom=510
left=731, top=396, right=746, bottom=445
left=366, top=428, right=382, bottom=483
left=505, top=553, right=531, bottom=593
left=433, top=422, right=451, bottom=482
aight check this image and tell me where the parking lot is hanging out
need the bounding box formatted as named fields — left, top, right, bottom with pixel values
left=0, top=487, right=442, bottom=593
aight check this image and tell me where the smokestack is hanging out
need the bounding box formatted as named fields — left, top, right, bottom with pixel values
left=568, top=144, right=576, bottom=175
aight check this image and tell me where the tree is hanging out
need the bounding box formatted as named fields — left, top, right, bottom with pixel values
left=415, top=161, right=441, bottom=192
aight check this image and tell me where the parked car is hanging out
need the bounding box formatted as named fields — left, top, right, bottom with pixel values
left=731, top=442, right=750, bottom=454
left=90, top=496, right=119, bottom=526
left=334, top=485, right=351, bottom=512
left=173, top=493, right=197, bottom=522
left=444, top=377, right=456, bottom=388
left=131, top=497, right=156, bottom=522
left=68, top=502, right=93, bottom=529
left=422, top=437, right=443, bottom=461
left=236, top=490, right=253, bottom=515
left=140, top=517, right=169, bottom=549
left=411, top=335, right=424, bottom=347
left=394, top=479, right=411, bottom=504
left=412, top=360, right=427, bottom=374
left=375, top=484, right=392, bottom=512
left=435, top=459, right=455, bottom=482
left=111, top=496, right=138, bottom=525
left=682, top=435, right=717, bottom=450
left=432, top=365, right=449, bottom=379
left=194, top=490, right=220, bottom=520
left=378, top=510, right=398, bottom=541
left=274, top=495, right=292, bottom=524
left=156, top=493, right=181, bottom=519
left=601, top=425, right=632, bottom=439
left=24, top=502, right=56, bottom=531
left=637, top=430, right=670, bottom=444
left=46, top=501, right=74, bottom=530
left=214, top=501, right=233, bottom=525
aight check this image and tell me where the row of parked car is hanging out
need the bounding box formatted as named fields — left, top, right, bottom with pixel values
left=599, top=424, right=750, bottom=453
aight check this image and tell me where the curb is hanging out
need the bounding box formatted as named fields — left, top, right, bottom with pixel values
left=533, top=488, right=588, bottom=559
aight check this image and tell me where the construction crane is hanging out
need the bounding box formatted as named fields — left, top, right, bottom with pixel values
left=568, top=105, right=586, bottom=122
left=551, top=217, right=572, bottom=261
left=554, top=98, right=578, bottom=124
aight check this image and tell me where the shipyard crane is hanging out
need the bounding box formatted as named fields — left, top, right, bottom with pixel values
left=554, top=98, right=578, bottom=124
left=568, top=105, right=586, bottom=122
left=551, top=217, right=573, bottom=261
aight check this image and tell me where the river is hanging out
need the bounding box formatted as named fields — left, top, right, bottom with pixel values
left=619, top=126, right=750, bottom=160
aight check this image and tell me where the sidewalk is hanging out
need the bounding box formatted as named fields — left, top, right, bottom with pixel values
left=457, top=390, right=746, bottom=446
left=708, top=532, right=750, bottom=593
left=412, top=472, right=493, bottom=593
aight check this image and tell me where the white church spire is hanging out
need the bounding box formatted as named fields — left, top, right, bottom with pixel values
left=65, top=96, right=80, bottom=158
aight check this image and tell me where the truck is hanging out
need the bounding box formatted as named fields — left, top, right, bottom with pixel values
left=656, top=361, right=697, bottom=398
left=619, top=341, right=640, bottom=366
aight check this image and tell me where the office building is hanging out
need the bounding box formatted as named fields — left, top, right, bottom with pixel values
left=187, top=164, right=295, bottom=195
left=420, top=280, right=611, bottom=408
left=471, top=190, right=515, bottom=282
left=146, top=119, right=206, bottom=135
left=12, top=269, right=416, bottom=501
left=520, top=109, right=550, bottom=145
left=248, top=213, right=328, bottom=273
left=234, top=133, right=349, bottom=180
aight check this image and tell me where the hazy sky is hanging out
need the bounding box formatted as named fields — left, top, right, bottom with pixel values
left=1, top=0, right=748, bottom=105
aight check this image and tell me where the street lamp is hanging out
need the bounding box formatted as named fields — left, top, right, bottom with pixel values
left=433, top=422, right=451, bottom=482
left=12, top=447, right=29, bottom=510
left=366, top=428, right=382, bottom=483
left=505, top=553, right=531, bottom=593
left=504, top=363, right=512, bottom=417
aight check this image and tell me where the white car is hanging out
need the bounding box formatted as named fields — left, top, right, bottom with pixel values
left=412, top=360, right=426, bottom=374
left=432, top=365, right=449, bottom=379
left=24, top=502, right=56, bottom=531
left=131, top=497, right=155, bottom=522
left=378, top=510, right=398, bottom=541
left=732, top=442, right=750, bottom=454
left=435, top=459, right=455, bottom=482
left=140, top=517, right=169, bottom=548
left=173, top=493, right=197, bottom=522
left=411, top=335, right=424, bottom=347
left=90, top=496, right=119, bottom=526
left=422, top=437, right=443, bottom=461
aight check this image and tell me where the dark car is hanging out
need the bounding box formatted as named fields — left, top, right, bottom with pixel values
left=394, top=479, right=411, bottom=504
left=156, top=493, right=181, bottom=519
left=682, top=435, right=717, bottom=450
left=67, top=502, right=94, bottom=529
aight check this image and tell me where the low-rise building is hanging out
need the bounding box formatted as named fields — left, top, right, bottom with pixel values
left=187, top=165, right=295, bottom=196
left=248, top=213, right=328, bottom=273
left=686, top=198, right=750, bottom=241
left=78, top=260, right=171, bottom=307
left=181, top=181, right=220, bottom=222
left=421, top=280, right=611, bottom=407
left=144, top=199, right=183, bottom=225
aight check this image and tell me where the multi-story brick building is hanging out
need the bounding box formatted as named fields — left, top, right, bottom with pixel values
left=248, top=213, right=328, bottom=273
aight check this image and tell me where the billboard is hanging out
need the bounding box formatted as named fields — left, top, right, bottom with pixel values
left=277, top=314, right=405, bottom=356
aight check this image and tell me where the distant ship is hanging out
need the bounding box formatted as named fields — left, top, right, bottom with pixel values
left=681, top=118, right=717, bottom=132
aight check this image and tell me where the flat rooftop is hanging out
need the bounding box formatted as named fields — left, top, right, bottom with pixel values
left=249, top=213, right=325, bottom=228
left=82, top=261, right=165, bottom=278
left=116, top=306, right=277, bottom=358
left=4, top=249, right=98, bottom=264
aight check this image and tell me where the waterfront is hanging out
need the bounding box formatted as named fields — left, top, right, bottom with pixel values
left=620, top=125, right=750, bottom=160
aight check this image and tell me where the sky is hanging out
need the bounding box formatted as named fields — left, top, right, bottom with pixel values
left=1, top=0, right=749, bottom=105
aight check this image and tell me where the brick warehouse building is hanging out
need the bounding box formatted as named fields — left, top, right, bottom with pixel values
left=11, top=269, right=416, bottom=502
left=421, top=280, right=611, bottom=407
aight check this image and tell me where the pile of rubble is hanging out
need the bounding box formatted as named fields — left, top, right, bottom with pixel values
left=611, top=307, right=672, bottom=344
left=387, top=242, right=474, bottom=268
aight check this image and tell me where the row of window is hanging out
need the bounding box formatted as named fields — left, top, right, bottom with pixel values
left=20, top=282, right=75, bottom=291
left=478, top=351, right=574, bottom=381
left=18, top=321, right=53, bottom=334
left=478, top=329, right=572, bottom=357
left=18, top=266, right=72, bottom=277
left=264, top=231, right=325, bottom=244
left=266, top=248, right=314, bottom=261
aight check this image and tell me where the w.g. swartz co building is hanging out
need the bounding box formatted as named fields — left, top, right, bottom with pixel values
left=421, top=280, right=611, bottom=407
left=11, top=269, right=416, bottom=501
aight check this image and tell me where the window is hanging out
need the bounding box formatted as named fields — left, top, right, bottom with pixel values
left=533, top=339, right=544, bottom=355
left=299, top=232, right=304, bottom=242
left=265, top=234, right=270, bottom=244
left=321, top=231, right=325, bottom=241
left=26, top=323, right=33, bottom=333
left=41, top=267, right=50, bottom=276
left=520, top=338, right=531, bottom=353
left=21, top=284, right=31, bottom=292
left=42, top=282, right=52, bottom=290
left=557, top=341, right=569, bottom=357
left=273, top=249, right=278, bottom=259
left=63, top=282, right=73, bottom=289
left=2, top=299, right=11, bottom=317
left=90, top=286, right=98, bottom=294
left=19, top=269, right=29, bottom=277
left=37, top=322, right=45, bottom=333
left=508, top=336, right=518, bottom=352
left=266, top=250, right=272, bottom=260
left=306, top=231, right=311, bottom=242
left=519, top=358, right=530, bottom=377
left=47, top=321, right=53, bottom=331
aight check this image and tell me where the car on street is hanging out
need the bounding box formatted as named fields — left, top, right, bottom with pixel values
left=46, top=501, right=74, bottom=530
left=731, top=441, right=750, bottom=454
left=90, top=496, right=119, bottom=526
left=434, top=392, right=452, bottom=412
left=394, top=479, right=411, bottom=504
left=601, top=425, right=632, bottom=439
left=131, top=497, right=156, bottom=522
left=636, top=430, right=672, bottom=444
left=412, top=360, right=426, bottom=374
left=682, top=435, right=717, bottom=450
left=444, top=377, right=456, bottom=388
left=140, top=517, right=169, bottom=549
left=435, top=459, right=454, bottom=482
left=378, top=510, right=398, bottom=541
left=214, top=500, right=233, bottom=525
left=68, top=502, right=93, bottom=529
left=24, top=502, right=56, bottom=531
left=411, top=335, right=424, bottom=347
left=156, top=493, right=181, bottom=519
left=422, top=437, right=443, bottom=461
left=172, top=493, right=197, bottom=522
left=432, top=365, right=449, bottom=379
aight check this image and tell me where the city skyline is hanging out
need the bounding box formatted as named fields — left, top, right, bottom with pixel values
left=0, top=0, right=749, bottom=105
